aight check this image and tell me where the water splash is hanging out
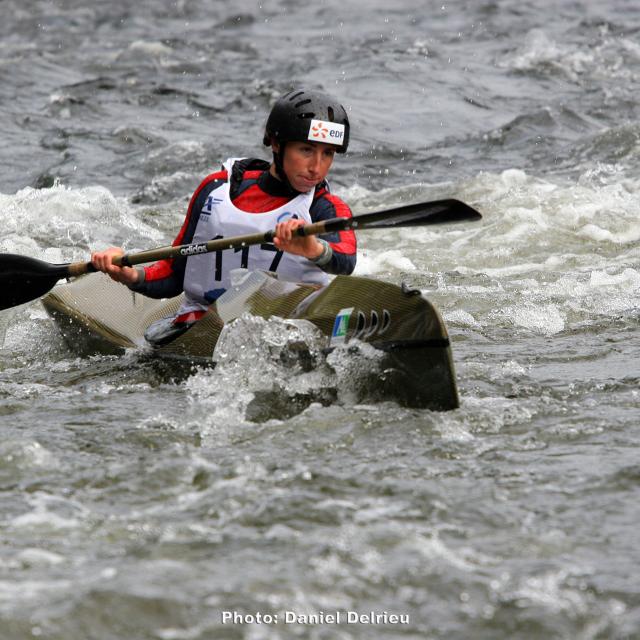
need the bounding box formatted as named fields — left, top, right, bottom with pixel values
left=0, top=182, right=165, bottom=261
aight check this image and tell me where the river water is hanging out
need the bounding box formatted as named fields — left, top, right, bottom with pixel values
left=1, top=1, right=639, bottom=638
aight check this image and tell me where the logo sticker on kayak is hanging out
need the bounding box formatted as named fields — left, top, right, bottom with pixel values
left=330, top=307, right=354, bottom=345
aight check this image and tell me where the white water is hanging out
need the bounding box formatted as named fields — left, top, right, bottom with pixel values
left=2, top=1, right=640, bottom=638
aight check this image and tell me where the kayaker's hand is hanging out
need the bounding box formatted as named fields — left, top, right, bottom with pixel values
left=91, top=247, right=139, bottom=285
left=273, top=218, right=323, bottom=260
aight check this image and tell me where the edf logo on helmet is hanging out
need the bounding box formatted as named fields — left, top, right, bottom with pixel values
left=308, top=119, right=345, bottom=146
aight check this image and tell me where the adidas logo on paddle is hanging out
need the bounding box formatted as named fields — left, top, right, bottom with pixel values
left=180, top=243, right=209, bottom=256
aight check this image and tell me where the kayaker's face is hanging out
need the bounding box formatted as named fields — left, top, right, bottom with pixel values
left=280, top=141, right=336, bottom=192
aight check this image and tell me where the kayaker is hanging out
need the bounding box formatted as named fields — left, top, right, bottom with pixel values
left=91, top=88, right=356, bottom=337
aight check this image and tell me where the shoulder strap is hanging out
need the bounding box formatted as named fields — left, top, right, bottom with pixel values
left=226, top=157, right=271, bottom=197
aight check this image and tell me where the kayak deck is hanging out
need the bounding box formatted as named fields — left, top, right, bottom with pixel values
left=42, top=271, right=459, bottom=410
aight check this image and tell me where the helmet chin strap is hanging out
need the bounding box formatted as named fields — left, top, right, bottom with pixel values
left=271, top=142, right=300, bottom=194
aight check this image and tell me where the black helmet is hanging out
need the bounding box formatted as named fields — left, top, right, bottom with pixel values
left=263, top=88, right=350, bottom=153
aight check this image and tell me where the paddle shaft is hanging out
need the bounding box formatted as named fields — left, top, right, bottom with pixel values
left=52, top=216, right=341, bottom=275
left=114, top=218, right=341, bottom=267
left=112, top=198, right=479, bottom=268
left=0, top=198, right=481, bottom=311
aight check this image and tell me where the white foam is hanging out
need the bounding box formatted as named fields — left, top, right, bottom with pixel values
left=579, top=222, right=640, bottom=244
left=354, top=249, right=417, bottom=276
left=499, top=28, right=638, bottom=84
left=589, top=267, right=640, bottom=288
left=498, top=303, right=566, bottom=335
left=509, top=570, right=591, bottom=615
left=16, top=548, right=65, bottom=567
left=0, top=182, right=164, bottom=260
left=408, top=530, right=494, bottom=572
left=444, top=309, right=480, bottom=327
left=127, top=40, right=173, bottom=57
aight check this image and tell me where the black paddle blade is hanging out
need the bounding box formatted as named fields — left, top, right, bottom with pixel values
left=352, top=198, right=482, bottom=230
left=0, top=254, right=70, bottom=310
